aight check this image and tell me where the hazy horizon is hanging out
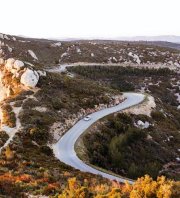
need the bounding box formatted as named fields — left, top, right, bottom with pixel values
left=1, top=32, right=180, bottom=43
left=3, top=32, right=180, bottom=43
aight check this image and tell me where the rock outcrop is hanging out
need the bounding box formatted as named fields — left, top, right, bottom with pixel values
left=20, top=68, right=39, bottom=88
left=13, top=60, right=24, bottom=71
left=0, top=58, right=46, bottom=154
left=0, top=58, right=44, bottom=90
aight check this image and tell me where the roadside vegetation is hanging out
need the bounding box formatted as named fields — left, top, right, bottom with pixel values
left=70, top=66, right=180, bottom=180
left=68, top=66, right=175, bottom=92
left=83, top=112, right=179, bottom=180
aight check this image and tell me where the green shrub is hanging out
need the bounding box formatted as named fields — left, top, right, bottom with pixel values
left=151, top=111, right=165, bottom=121
left=40, top=145, right=53, bottom=156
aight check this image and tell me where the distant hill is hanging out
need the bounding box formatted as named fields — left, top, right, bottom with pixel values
left=53, top=35, right=180, bottom=44
left=138, top=41, right=180, bottom=51
left=116, top=35, right=180, bottom=44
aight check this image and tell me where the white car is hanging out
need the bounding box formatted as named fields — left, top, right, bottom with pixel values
left=83, top=115, right=92, bottom=121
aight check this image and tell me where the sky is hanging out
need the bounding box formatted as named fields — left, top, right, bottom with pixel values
left=0, top=0, right=180, bottom=39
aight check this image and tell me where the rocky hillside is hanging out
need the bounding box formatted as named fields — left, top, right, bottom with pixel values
left=0, top=56, right=123, bottom=150
left=0, top=33, right=180, bottom=71
left=0, top=58, right=45, bottom=153
left=0, top=56, right=125, bottom=197
left=0, top=32, right=180, bottom=197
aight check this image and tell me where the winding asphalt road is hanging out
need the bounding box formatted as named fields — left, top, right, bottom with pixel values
left=53, top=92, right=145, bottom=184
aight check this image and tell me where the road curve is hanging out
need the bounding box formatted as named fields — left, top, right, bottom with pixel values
left=53, top=92, right=145, bottom=184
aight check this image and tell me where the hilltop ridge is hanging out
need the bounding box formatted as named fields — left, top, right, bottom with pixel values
left=0, top=33, right=180, bottom=71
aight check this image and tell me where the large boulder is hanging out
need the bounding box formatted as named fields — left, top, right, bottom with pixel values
left=0, top=58, right=4, bottom=65
left=5, top=58, right=15, bottom=71
left=37, top=70, right=46, bottom=77
left=14, top=60, right=24, bottom=71
left=20, top=68, right=39, bottom=88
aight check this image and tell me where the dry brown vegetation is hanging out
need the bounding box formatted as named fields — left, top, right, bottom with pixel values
left=1, top=104, right=16, bottom=128
left=0, top=172, right=179, bottom=197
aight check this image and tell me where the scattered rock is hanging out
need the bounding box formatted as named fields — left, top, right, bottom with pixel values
left=91, top=53, right=94, bottom=57
left=0, top=58, right=4, bottom=65
left=135, top=120, right=150, bottom=129
left=176, top=157, right=180, bottom=162
left=37, top=70, right=46, bottom=77
left=20, top=68, right=39, bottom=88
left=128, top=52, right=141, bottom=64
left=51, top=42, right=62, bottom=47
left=147, top=134, right=153, bottom=140
left=28, top=50, right=38, bottom=60
left=5, top=58, right=15, bottom=71
left=14, top=60, right=24, bottom=71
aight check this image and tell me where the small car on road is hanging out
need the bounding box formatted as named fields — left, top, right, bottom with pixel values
left=83, top=115, right=92, bottom=121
